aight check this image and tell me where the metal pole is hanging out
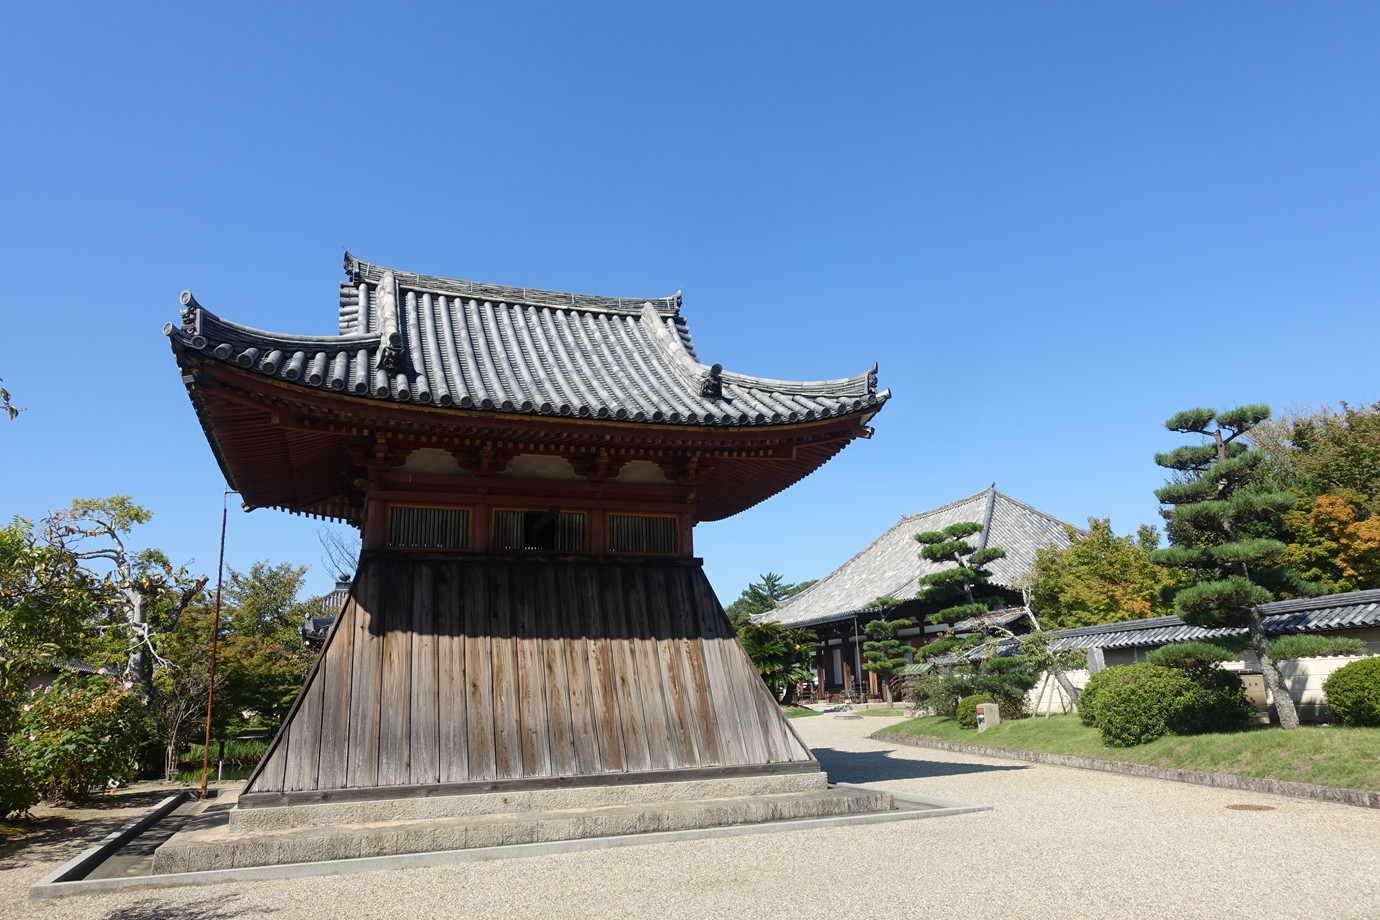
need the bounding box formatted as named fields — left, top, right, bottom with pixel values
left=200, top=490, right=235, bottom=800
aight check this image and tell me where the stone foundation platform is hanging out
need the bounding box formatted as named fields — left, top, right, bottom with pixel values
left=153, top=772, right=891, bottom=873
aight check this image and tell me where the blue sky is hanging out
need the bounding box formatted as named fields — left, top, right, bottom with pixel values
left=2, top=3, right=1377, bottom=604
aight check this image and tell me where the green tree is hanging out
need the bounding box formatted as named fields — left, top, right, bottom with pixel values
left=1251, top=401, right=1380, bottom=513
left=724, top=572, right=813, bottom=633
left=1025, top=519, right=1178, bottom=629
left=1150, top=405, right=1314, bottom=730
left=41, top=497, right=205, bottom=699
left=913, top=522, right=1007, bottom=625
left=860, top=618, right=909, bottom=704
left=0, top=376, right=19, bottom=421
left=737, top=621, right=818, bottom=704
left=1282, top=492, right=1380, bottom=593
left=215, top=562, right=317, bottom=739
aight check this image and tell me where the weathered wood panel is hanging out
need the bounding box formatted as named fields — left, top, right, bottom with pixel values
left=462, top=566, right=496, bottom=781
left=436, top=564, right=468, bottom=783
left=409, top=563, right=439, bottom=784
left=345, top=563, right=383, bottom=788
left=377, top=562, right=412, bottom=787
left=488, top=567, right=522, bottom=780
left=243, top=553, right=814, bottom=801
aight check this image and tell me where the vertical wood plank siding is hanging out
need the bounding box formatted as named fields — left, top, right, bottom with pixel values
left=608, top=515, right=678, bottom=554
left=389, top=507, right=470, bottom=549
left=243, top=555, right=813, bottom=798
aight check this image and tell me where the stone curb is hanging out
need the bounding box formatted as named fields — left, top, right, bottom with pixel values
left=30, top=790, right=193, bottom=893
left=27, top=788, right=989, bottom=898
left=872, top=731, right=1380, bottom=809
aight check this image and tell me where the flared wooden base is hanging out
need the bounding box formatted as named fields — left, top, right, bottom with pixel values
left=241, top=552, right=813, bottom=807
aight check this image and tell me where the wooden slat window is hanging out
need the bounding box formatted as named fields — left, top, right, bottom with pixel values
left=608, top=514, right=678, bottom=554
left=388, top=506, right=470, bottom=549
left=492, top=510, right=586, bottom=552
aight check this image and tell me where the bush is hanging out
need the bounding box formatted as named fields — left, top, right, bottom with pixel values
left=1322, top=657, right=1380, bottom=727
left=14, top=672, right=149, bottom=802
left=1147, top=641, right=1240, bottom=680
left=1266, top=634, right=1370, bottom=661
left=0, top=751, right=37, bottom=819
left=1165, top=670, right=1254, bottom=735
left=1077, top=666, right=1131, bottom=727
left=909, top=672, right=976, bottom=717
left=956, top=694, right=993, bottom=729
left=1093, top=664, right=1198, bottom=747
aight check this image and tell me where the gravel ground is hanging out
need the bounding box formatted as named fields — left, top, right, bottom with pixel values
left=4, top=717, right=1380, bottom=920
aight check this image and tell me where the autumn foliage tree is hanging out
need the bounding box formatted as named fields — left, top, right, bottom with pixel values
left=1282, top=493, right=1380, bottom=593
left=1025, top=519, right=1178, bottom=629
left=1150, top=405, right=1315, bottom=730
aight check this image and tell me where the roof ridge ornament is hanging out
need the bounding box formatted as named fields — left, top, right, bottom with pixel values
left=373, top=271, right=404, bottom=373
left=699, top=363, right=723, bottom=400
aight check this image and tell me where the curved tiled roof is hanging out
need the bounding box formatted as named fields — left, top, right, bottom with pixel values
left=927, top=590, right=1380, bottom=664
left=165, top=254, right=888, bottom=428
left=757, top=487, right=1080, bottom=629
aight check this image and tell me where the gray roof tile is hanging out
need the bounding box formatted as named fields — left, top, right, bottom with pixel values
left=946, top=590, right=1380, bottom=659
left=758, top=488, right=1079, bottom=628
left=166, top=254, right=887, bottom=428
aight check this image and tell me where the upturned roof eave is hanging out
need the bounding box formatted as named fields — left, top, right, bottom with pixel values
left=166, top=308, right=888, bottom=429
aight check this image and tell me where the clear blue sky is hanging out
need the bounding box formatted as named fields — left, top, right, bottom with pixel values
left=2, top=3, right=1377, bottom=605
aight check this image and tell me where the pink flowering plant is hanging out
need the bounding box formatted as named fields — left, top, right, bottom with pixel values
left=14, top=672, right=149, bottom=802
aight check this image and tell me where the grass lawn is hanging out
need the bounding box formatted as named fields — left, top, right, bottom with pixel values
left=875, top=713, right=1380, bottom=791
left=781, top=705, right=823, bottom=719
left=857, top=708, right=909, bottom=717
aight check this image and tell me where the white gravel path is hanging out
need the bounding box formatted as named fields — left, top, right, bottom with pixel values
left=6, top=716, right=1380, bottom=920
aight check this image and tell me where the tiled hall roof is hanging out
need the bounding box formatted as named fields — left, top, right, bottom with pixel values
left=757, top=487, right=1079, bottom=629
left=165, top=253, right=888, bottom=428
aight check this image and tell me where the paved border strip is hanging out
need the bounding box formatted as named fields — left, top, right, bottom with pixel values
left=28, top=788, right=988, bottom=899
left=30, top=791, right=192, bottom=891
left=874, top=731, right=1380, bottom=809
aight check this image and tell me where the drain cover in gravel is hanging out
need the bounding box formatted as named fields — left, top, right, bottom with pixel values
left=1226, top=804, right=1275, bottom=811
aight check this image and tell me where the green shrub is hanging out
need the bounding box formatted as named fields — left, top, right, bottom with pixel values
left=1266, top=634, right=1370, bottom=661
left=14, top=672, right=149, bottom=803
left=1076, top=665, right=1132, bottom=727
left=0, top=751, right=37, bottom=819
left=1322, top=657, right=1380, bottom=727
left=1147, top=641, right=1240, bottom=680
left=1094, top=664, right=1198, bottom=747
left=909, top=672, right=977, bottom=717
left=1165, top=670, right=1254, bottom=735
left=956, top=694, right=993, bottom=729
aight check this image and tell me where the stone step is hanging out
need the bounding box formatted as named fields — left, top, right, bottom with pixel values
left=153, top=786, right=891, bottom=874
left=230, top=770, right=829, bottom=831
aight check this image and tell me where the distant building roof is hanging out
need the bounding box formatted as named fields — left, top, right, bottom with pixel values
left=924, top=590, right=1380, bottom=664
left=756, top=487, right=1079, bottom=629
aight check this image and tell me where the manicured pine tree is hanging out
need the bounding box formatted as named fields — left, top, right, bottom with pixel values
left=861, top=617, right=910, bottom=705
left=914, top=522, right=1007, bottom=625
left=1149, top=405, right=1314, bottom=730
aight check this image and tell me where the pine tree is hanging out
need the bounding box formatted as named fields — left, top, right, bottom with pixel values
left=914, top=522, right=1007, bottom=625
left=1149, top=405, right=1314, bottom=730
left=861, top=618, right=910, bottom=704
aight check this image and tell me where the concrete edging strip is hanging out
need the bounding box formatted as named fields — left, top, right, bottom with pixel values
left=28, top=788, right=989, bottom=898
left=30, top=790, right=192, bottom=892
left=874, top=731, right=1380, bottom=809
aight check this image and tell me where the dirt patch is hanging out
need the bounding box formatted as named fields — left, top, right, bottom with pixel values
left=0, top=781, right=239, bottom=903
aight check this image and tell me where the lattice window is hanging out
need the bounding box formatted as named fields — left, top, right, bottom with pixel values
left=608, top=514, right=678, bottom=554
left=388, top=506, right=470, bottom=549
left=492, top=510, right=586, bottom=552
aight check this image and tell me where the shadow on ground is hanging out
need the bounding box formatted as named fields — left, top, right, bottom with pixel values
left=813, top=747, right=1029, bottom=783
left=100, top=897, right=277, bottom=920
left=0, top=789, right=178, bottom=871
